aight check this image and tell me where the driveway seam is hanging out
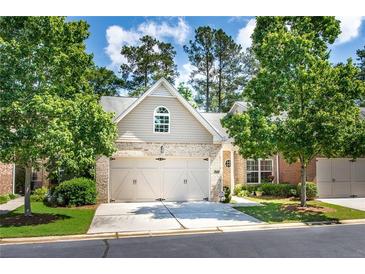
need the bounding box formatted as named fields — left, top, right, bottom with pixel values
left=161, top=201, right=186, bottom=229
left=102, top=239, right=110, bottom=258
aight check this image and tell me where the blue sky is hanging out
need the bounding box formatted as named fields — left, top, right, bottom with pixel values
left=70, top=16, right=365, bottom=84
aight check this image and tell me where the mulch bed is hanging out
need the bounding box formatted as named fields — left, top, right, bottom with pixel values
left=0, top=213, right=67, bottom=227
left=282, top=204, right=335, bottom=213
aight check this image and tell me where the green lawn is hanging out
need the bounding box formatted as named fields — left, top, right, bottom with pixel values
left=0, top=202, right=95, bottom=238
left=234, top=197, right=365, bottom=223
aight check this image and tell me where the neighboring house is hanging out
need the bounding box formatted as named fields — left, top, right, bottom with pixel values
left=0, top=162, right=15, bottom=195
left=0, top=162, right=49, bottom=195
left=96, top=78, right=365, bottom=202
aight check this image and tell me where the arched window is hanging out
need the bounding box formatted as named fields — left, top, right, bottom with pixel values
left=154, top=106, right=170, bottom=133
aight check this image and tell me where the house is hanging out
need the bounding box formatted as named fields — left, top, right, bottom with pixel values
left=96, top=78, right=280, bottom=203
left=96, top=78, right=365, bottom=202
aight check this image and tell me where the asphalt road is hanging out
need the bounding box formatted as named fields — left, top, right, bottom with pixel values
left=1, top=224, right=365, bottom=258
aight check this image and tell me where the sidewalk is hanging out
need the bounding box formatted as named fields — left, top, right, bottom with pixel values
left=0, top=196, right=23, bottom=215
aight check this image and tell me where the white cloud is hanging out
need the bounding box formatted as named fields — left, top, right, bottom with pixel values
left=176, top=63, right=194, bottom=85
left=335, top=16, right=363, bottom=44
left=105, top=25, right=140, bottom=70
left=105, top=18, right=190, bottom=71
left=236, top=19, right=256, bottom=50
left=138, top=18, right=190, bottom=45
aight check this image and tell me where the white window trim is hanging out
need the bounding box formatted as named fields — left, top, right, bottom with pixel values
left=153, top=106, right=170, bottom=134
left=246, top=158, right=273, bottom=184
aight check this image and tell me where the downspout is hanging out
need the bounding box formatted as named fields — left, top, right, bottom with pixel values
left=230, top=150, right=234, bottom=194
left=276, top=154, right=280, bottom=184
left=12, top=164, right=15, bottom=194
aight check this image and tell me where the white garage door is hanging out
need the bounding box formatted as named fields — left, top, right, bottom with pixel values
left=110, top=157, right=209, bottom=202
left=317, top=158, right=365, bottom=198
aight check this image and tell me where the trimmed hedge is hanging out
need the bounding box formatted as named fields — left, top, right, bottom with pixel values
left=221, top=186, right=231, bottom=203
left=297, top=182, right=317, bottom=200
left=235, top=182, right=317, bottom=199
left=52, top=177, right=97, bottom=207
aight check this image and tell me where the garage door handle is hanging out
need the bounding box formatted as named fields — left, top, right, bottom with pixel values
left=133, top=179, right=137, bottom=184
left=332, top=178, right=335, bottom=182
left=183, top=179, right=187, bottom=184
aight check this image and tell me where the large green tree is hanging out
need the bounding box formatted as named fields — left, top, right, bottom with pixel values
left=184, top=26, right=215, bottom=112
left=121, top=35, right=178, bottom=96
left=184, top=27, right=256, bottom=112
left=89, top=66, right=124, bottom=96
left=222, top=16, right=365, bottom=206
left=0, top=17, right=117, bottom=216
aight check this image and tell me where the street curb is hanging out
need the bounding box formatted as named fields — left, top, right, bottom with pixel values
left=2, top=219, right=365, bottom=245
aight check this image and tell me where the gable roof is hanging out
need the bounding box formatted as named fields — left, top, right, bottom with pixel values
left=228, top=101, right=249, bottom=114
left=111, top=78, right=224, bottom=142
left=200, top=113, right=230, bottom=141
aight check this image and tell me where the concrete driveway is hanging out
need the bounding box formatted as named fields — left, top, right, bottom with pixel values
left=318, top=198, right=365, bottom=211
left=88, top=201, right=262, bottom=234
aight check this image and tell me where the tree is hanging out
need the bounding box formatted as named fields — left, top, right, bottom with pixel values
left=184, top=26, right=215, bottom=112
left=121, top=35, right=178, bottom=96
left=177, top=82, right=197, bottom=108
left=89, top=66, right=124, bottom=96
left=356, top=46, right=365, bottom=106
left=213, top=29, right=246, bottom=112
left=222, top=16, right=365, bottom=207
left=0, top=17, right=117, bottom=216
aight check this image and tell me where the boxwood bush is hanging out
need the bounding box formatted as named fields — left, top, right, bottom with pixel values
left=30, top=187, right=48, bottom=202
left=235, top=183, right=297, bottom=198
left=52, top=177, right=97, bottom=207
left=297, top=182, right=317, bottom=200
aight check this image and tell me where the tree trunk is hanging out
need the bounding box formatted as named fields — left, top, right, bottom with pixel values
left=206, top=69, right=210, bottom=112
left=300, top=162, right=307, bottom=207
left=24, top=165, right=32, bottom=216
left=218, top=67, right=222, bottom=112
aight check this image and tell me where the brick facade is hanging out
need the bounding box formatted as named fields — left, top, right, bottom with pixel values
left=223, top=151, right=231, bottom=187
left=96, top=142, right=222, bottom=203
left=0, top=163, right=13, bottom=195
left=278, top=155, right=316, bottom=184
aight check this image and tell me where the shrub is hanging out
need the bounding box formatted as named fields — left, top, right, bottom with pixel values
left=297, top=182, right=317, bottom=200
left=53, top=177, right=97, bottom=206
left=0, top=194, right=10, bottom=204
left=238, top=190, right=250, bottom=197
left=221, top=186, right=231, bottom=203
left=259, top=183, right=297, bottom=197
left=30, top=187, right=48, bottom=202
left=233, top=184, right=244, bottom=195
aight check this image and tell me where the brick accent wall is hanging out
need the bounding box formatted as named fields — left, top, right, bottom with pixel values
left=0, top=163, right=13, bottom=195
left=278, top=155, right=316, bottom=184
left=223, top=151, right=231, bottom=187
left=96, top=142, right=222, bottom=203
left=234, top=152, right=246, bottom=185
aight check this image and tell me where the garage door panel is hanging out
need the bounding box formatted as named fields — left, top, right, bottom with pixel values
left=110, top=169, right=135, bottom=201
left=110, top=157, right=209, bottom=202
left=317, top=158, right=365, bottom=198
left=135, top=170, right=162, bottom=201
left=163, top=169, right=188, bottom=201
left=317, top=182, right=332, bottom=198
left=317, top=159, right=332, bottom=182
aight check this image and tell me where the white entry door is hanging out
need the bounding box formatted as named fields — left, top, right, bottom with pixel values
left=110, top=157, right=209, bottom=202
left=317, top=158, right=365, bottom=198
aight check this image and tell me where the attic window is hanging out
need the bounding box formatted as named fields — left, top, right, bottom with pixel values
left=154, top=106, right=170, bottom=133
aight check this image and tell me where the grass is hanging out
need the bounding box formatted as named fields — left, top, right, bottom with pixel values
left=0, top=202, right=95, bottom=238
left=234, top=197, right=365, bottom=223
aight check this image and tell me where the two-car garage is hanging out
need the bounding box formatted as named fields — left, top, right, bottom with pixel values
left=109, top=157, right=210, bottom=202
left=317, top=158, right=365, bottom=198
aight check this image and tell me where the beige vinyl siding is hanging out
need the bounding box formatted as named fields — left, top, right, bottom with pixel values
left=149, top=84, right=172, bottom=97
left=117, top=96, right=213, bottom=143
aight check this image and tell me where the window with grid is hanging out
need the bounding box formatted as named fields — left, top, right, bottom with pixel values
left=154, top=106, right=170, bottom=133
left=246, top=159, right=273, bottom=183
